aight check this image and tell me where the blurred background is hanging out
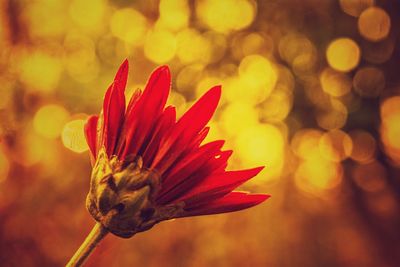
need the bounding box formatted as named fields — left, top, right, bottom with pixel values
left=1, top=0, right=400, bottom=266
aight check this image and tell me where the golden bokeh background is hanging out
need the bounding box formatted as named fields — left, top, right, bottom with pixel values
left=1, top=0, right=400, bottom=266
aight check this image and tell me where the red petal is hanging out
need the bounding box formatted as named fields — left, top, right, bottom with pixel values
left=120, top=66, right=171, bottom=160
left=113, top=59, right=129, bottom=94
left=157, top=140, right=225, bottom=198
left=151, top=86, right=221, bottom=172
left=102, top=83, right=125, bottom=156
left=180, top=192, right=270, bottom=217
left=174, top=166, right=264, bottom=206
left=142, top=106, right=176, bottom=166
left=84, top=115, right=98, bottom=160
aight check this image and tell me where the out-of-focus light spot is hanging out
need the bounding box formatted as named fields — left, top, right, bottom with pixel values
left=176, top=64, right=205, bottom=93
left=33, top=105, right=69, bottom=139
left=260, top=90, right=293, bottom=122
left=0, top=150, right=10, bottom=183
left=319, top=130, right=353, bottom=162
left=358, top=7, right=391, bottom=42
left=63, top=33, right=99, bottom=83
left=19, top=52, right=62, bottom=92
left=320, top=67, right=352, bottom=97
left=61, top=120, right=88, bottom=153
left=166, top=91, right=187, bottom=118
left=176, top=29, right=211, bottom=64
left=291, top=129, right=323, bottom=160
left=26, top=1, right=68, bottom=38
left=110, top=8, right=148, bottom=45
left=316, top=99, right=348, bottom=130
left=221, top=102, right=259, bottom=136
left=203, top=31, right=227, bottom=64
left=326, top=38, right=360, bottom=72
left=339, top=0, right=374, bottom=17
left=241, top=33, right=270, bottom=57
left=352, top=161, right=387, bottom=193
left=236, top=55, right=278, bottom=103
left=235, top=124, right=284, bottom=183
left=195, top=76, right=221, bottom=98
left=367, top=190, right=398, bottom=219
left=349, top=130, right=376, bottom=164
left=196, top=0, right=255, bottom=33
left=353, top=67, right=385, bottom=98
left=361, top=38, right=395, bottom=64
left=295, top=157, right=343, bottom=195
left=380, top=96, right=400, bottom=166
left=144, top=29, right=177, bottom=64
left=158, top=0, right=189, bottom=31
left=69, top=0, right=105, bottom=32
left=279, top=34, right=317, bottom=74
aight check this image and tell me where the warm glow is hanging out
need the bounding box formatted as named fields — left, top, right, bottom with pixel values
left=349, top=130, right=376, bottom=164
left=319, top=130, right=353, bottom=162
left=353, top=67, right=385, bottom=98
left=110, top=8, right=148, bottom=45
left=352, top=161, right=387, bottom=193
left=295, top=157, right=343, bottom=195
left=61, top=120, right=89, bottom=153
left=358, top=7, right=391, bottom=42
left=235, top=124, right=284, bottom=183
left=339, top=0, right=374, bottom=17
left=19, top=52, right=62, bottom=92
left=0, top=150, right=10, bottom=183
left=326, top=38, right=360, bottom=72
left=33, top=105, right=69, bottom=139
left=237, top=55, right=278, bottom=103
left=320, top=67, right=352, bottom=97
left=196, top=0, right=255, bottom=33
left=144, top=29, right=177, bottom=63
left=158, top=0, right=189, bottom=31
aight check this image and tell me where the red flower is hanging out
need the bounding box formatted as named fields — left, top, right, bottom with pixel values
left=84, top=60, right=269, bottom=238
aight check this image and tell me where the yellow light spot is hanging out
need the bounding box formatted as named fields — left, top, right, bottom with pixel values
left=380, top=97, right=400, bottom=165
left=319, top=130, right=353, bottom=162
left=61, top=120, right=89, bottom=153
left=176, top=29, right=211, bottom=64
left=69, top=0, right=105, bottom=32
left=63, top=33, right=99, bottom=83
left=166, top=91, right=187, bottom=118
left=196, top=0, right=255, bottom=33
left=110, top=8, right=148, bottom=45
left=358, top=7, right=391, bottom=42
left=352, top=161, right=387, bottom=193
left=295, top=157, right=343, bottom=195
left=19, top=52, right=62, bottom=92
left=339, top=0, right=374, bottom=17
left=260, top=90, right=293, bottom=122
left=353, top=67, right=385, bottom=98
left=144, top=29, right=177, bottom=63
left=33, top=105, right=69, bottom=139
left=158, top=0, right=189, bottom=31
left=349, top=130, right=376, bottom=163
left=236, top=55, right=278, bottom=103
left=320, top=67, right=352, bottom=97
left=326, top=38, right=360, bottom=72
left=0, top=150, right=10, bottom=183
left=291, top=129, right=323, bottom=160
left=220, top=102, right=259, bottom=136
left=316, top=99, right=348, bottom=130
left=177, top=64, right=205, bottom=93
left=235, top=124, right=284, bottom=183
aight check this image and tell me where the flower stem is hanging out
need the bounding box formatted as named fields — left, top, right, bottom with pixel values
left=66, top=222, right=108, bottom=267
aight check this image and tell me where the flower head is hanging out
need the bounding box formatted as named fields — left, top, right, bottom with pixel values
left=84, top=60, right=269, bottom=238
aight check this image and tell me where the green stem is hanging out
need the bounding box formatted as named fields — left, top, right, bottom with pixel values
left=66, top=222, right=108, bottom=267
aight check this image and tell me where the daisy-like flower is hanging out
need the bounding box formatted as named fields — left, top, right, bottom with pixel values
left=67, top=59, right=269, bottom=266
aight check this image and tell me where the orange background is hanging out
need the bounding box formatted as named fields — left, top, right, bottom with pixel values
left=1, top=0, right=400, bottom=266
